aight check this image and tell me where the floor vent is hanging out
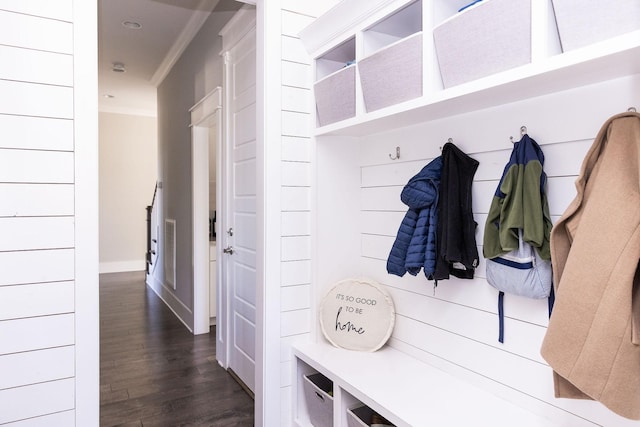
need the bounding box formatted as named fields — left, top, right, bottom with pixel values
left=164, top=219, right=176, bottom=290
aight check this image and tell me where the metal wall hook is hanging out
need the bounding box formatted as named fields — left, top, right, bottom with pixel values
left=389, top=146, right=400, bottom=160
left=439, top=138, right=453, bottom=152
left=510, top=126, right=528, bottom=143
left=629, top=107, right=637, bottom=112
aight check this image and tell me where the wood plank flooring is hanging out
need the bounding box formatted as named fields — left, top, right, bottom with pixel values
left=100, top=272, right=254, bottom=426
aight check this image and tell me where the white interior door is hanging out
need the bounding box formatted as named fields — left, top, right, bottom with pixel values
left=222, top=25, right=257, bottom=393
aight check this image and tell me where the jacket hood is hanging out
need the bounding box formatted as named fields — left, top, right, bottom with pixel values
left=495, top=134, right=546, bottom=198
left=401, top=156, right=442, bottom=210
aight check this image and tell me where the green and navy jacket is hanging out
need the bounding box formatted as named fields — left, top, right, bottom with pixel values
left=483, top=134, right=552, bottom=261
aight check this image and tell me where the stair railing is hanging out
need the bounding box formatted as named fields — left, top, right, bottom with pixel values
left=146, top=182, right=158, bottom=274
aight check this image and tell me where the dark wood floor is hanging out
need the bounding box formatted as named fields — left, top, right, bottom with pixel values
left=100, top=272, right=254, bottom=426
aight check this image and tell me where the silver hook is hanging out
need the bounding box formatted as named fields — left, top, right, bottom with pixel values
left=439, top=138, right=453, bottom=152
left=510, top=126, right=528, bottom=143
left=629, top=107, right=637, bottom=112
left=389, top=146, right=400, bottom=160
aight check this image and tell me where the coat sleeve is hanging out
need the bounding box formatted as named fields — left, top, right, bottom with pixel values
left=387, top=209, right=418, bottom=277
left=482, top=195, right=502, bottom=259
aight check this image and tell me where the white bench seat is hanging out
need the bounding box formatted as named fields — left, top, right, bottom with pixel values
left=293, top=341, right=559, bottom=427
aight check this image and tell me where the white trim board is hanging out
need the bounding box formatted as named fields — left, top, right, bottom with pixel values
left=99, top=260, right=145, bottom=274
left=190, top=87, right=222, bottom=335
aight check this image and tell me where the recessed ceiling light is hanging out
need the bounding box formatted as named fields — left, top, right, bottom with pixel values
left=122, top=20, right=142, bottom=30
left=112, top=62, right=126, bottom=73
left=103, top=94, right=115, bottom=98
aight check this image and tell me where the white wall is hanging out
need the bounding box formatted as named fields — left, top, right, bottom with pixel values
left=99, top=112, right=158, bottom=273
left=0, top=1, right=98, bottom=425
left=152, top=0, right=241, bottom=330
left=268, top=1, right=339, bottom=424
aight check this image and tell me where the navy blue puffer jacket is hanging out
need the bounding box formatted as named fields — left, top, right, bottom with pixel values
left=387, top=156, right=443, bottom=278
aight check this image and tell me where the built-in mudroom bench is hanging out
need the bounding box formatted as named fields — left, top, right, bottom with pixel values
left=295, top=0, right=640, bottom=426
left=293, top=341, right=558, bottom=427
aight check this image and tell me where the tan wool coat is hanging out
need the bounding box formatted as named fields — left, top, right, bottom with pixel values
left=540, top=112, right=640, bottom=419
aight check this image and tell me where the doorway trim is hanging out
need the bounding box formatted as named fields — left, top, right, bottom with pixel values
left=190, top=87, right=222, bottom=336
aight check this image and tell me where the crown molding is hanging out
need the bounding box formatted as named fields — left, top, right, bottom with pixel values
left=299, top=0, right=398, bottom=56
left=150, top=0, right=220, bottom=87
left=99, top=104, right=157, bottom=118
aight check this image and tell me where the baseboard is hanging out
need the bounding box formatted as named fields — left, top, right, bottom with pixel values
left=99, top=260, right=145, bottom=274
left=100, top=270, right=146, bottom=283
left=228, top=368, right=255, bottom=400
left=146, top=274, right=194, bottom=333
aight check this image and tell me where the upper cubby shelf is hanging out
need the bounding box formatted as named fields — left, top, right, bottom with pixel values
left=319, top=31, right=640, bottom=137
left=362, top=0, right=422, bottom=57
left=316, top=37, right=355, bottom=81
left=300, top=0, right=640, bottom=137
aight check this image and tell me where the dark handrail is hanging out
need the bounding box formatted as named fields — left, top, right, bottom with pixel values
left=146, top=182, right=158, bottom=274
left=150, top=181, right=158, bottom=209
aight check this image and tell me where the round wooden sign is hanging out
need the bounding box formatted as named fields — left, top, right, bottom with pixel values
left=319, top=278, right=395, bottom=352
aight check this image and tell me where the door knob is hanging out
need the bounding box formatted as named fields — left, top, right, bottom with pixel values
left=223, top=246, right=234, bottom=255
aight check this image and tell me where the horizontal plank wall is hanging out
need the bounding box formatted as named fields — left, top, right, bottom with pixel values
left=277, top=1, right=338, bottom=425
left=0, top=1, right=98, bottom=425
left=352, top=75, right=640, bottom=426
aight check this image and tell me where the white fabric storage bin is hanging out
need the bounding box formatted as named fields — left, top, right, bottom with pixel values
left=303, top=373, right=333, bottom=427
left=552, top=0, right=640, bottom=51
left=314, top=64, right=356, bottom=127
left=358, top=32, right=422, bottom=112
left=347, top=406, right=373, bottom=427
left=433, top=0, right=531, bottom=88
left=347, top=405, right=396, bottom=427
left=347, top=405, right=373, bottom=427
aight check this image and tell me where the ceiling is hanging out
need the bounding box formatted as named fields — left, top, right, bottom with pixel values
left=98, top=0, right=230, bottom=117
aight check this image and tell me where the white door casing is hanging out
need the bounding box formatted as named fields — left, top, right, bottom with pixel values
left=190, top=88, right=222, bottom=335
left=221, top=13, right=257, bottom=392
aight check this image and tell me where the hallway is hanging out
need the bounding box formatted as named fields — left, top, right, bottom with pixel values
left=99, top=272, right=254, bottom=426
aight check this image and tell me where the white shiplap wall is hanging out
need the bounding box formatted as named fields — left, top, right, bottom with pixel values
left=0, top=1, right=98, bottom=425
left=338, top=75, right=640, bottom=426
left=278, top=1, right=338, bottom=424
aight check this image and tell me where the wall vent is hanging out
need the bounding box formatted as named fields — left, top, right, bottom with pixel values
left=164, top=219, right=176, bottom=290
